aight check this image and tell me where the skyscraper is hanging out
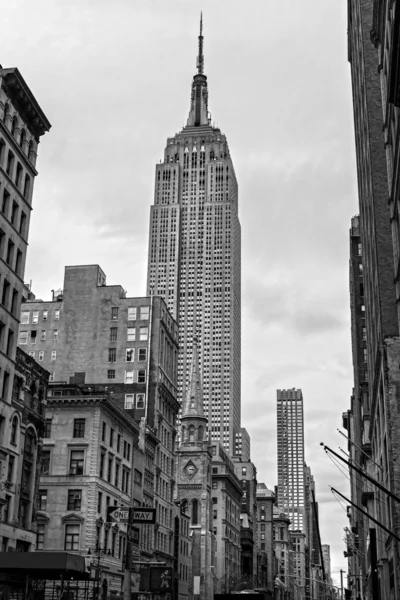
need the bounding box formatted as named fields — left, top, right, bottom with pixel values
left=276, top=388, right=305, bottom=531
left=146, top=17, right=241, bottom=453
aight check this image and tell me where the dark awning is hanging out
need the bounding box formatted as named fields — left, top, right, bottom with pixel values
left=0, top=552, right=88, bottom=580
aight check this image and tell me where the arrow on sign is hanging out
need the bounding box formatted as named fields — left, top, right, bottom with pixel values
left=107, top=505, right=130, bottom=523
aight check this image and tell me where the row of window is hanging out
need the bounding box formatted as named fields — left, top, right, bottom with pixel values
left=101, top=421, right=132, bottom=459
left=0, top=140, right=32, bottom=199
left=111, top=306, right=149, bottom=321
left=37, top=523, right=126, bottom=557
left=21, top=309, right=60, bottom=323
left=2, top=105, right=36, bottom=162
left=19, top=330, right=58, bottom=344
left=124, top=394, right=146, bottom=410
left=2, top=187, right=27, bottom=236
left=109, top=346, right=147, bottom=363
left=22, top=349, right=57, bottom=362
left=0, top=229, right=24, bottom=276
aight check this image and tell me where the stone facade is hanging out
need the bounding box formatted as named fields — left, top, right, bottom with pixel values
left=255, top=483, right=275, bottom=593
left=0, top=347, right=48, bottom=553
left=146, top=21, right=241, bottom=455
left=210, top=443, right=242, bottom=593
left=176, top=338, right=215, bottom=600
left=0, top=66, right=50, bottom=552
left=37, top=388, right=140, bottom=592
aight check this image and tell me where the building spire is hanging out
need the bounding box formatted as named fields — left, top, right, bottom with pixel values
left=197, top=12, right=204, bottom=75
left=181, top=336, right=206, bottom=420
left=186, top=13, right=209, bottom=127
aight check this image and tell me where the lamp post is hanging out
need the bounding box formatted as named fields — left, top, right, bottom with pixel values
left=87, top=546, right=111, bottom=600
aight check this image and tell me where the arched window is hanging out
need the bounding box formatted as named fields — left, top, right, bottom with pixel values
left=11, top=415, right=18, bottom=444
left=210, top=150, right=215, bottom=161
left=23, top=174, right=31, bottom=199
left=15, top=163, right=23, bottom=189
left=20, top=129, right=26, bottom=149
left=192, top=500, right=199, bottom=525
left=189, top=425, right=195, bottom=442
left=198, top=426, right=204, bottom=442
left=11, top=116, right=18, bottom=138
left=3, top=103, right=10, bottom=124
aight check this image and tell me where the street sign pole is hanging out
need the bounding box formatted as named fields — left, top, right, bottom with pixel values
left=123, top=508, right=133, bottom=600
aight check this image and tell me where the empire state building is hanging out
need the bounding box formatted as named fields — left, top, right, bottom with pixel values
left=146, top=17, right=241, bottom=453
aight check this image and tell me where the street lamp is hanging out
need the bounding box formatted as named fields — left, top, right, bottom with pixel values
left=87, top=546, right=111, bottom=600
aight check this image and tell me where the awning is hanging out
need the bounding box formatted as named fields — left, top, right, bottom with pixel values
left=0, top=552, right=88, bottom=580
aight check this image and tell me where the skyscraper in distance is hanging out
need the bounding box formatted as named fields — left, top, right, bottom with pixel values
left=277, top=388, right=305, bottom=531
left=146, top=15, right=241, bottom=453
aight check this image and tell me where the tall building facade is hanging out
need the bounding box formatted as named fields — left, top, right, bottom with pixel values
left=276, top=389, right=305, bottom=532
left=146, top=18, right=241, bottom=453
left=0, top=66, right=50, bottom=550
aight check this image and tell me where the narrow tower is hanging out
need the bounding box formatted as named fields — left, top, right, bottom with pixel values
left=176, top=337, right=214, bottom=600
left=146, top=16, right=241, bottom=454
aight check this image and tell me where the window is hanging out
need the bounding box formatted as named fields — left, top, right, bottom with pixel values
left=115, top=462, right=120, bottom=487
left=110, top=327, right=117, bottom=342
left=10, top=416, right=18, bottom=444
left=111, top=307, right=119, bottom=321
left=125, top=371, right=134, bottom=384
left=41, top=451, right=51, bottom=475
left=67, top=489, right=82, bottom=511
left=70, top=450, right=84, bottom=475
left=213, top=510, right=217, bottom=520
left=31, top=311, right=39, bottom=324
left=73, top=419, right=85, bottom=438
left=29, top=351, right=35, bottom=358
left=42, top=310, right=48, bottom=321
left=109, top=348, right=116, bottom=363
left=140, top=306, right=149, bottom=320
left=38, top=351, right=44, bottom=361
left=6, top=239, right=14, bottom=265
left=102, top=422, right=106, bottom=441
left=128, top=307, right=137, bottom=320
left=49, top=372, right=55, bottom=382
left=43, top=420, right=52, bottom=438
left=261, top=533, right=265, bottom=540
left=100, top=453, right=105, bottom=478
left=38, top=490, right=47, bottom=511
left=64, top=524, right=80, bottom=550
left=30, top=330, right=37, bottom=345
left=15, top=163, right=23, bottom=188
left=51, top=350, right=56, bottom=361
left=138, top=370, right=146, bottom=384
left=260, top=524, right=265, bottom=531
left=23, top=174, right=30, bottom=199
left=125, top=394, right=134, bottom=409
left=54, top=310, right=60, bottom=320
left=41, top=330, right=46, bottom=341
left=117, top=434, right=121, bottom=453
left=212, top=497, right=217, bottom=504
left=138, top=348, right=147, bottom=362
left=7, top=456, right=14, bottom=483
left=125, top=348, right=134, bottom=362
left=21, top=311, right=29, bottom=324
left=19, top=211, right=26, bottom=236
left=36, top=524, right=45, bottom=550
left=127, top=328, right=136, bottom=342
left=136, top=394, right=145, bottom=409
left=53, top=330, right=58, bottom=341
left=122, top=468, right=130, bottom=494
left=108, top=457, right=113, bottom=482
left=107, top=369, right=115, bottom=380
left=2, top=280, right=10, bottom=308
left=242, top=467, right=247, bottom=476
left=134, top=469, right=142, bottom=485
left=110, top=428, right=114, bottom=447
left=212, top=481, right=218, bottom=489
left=97, top=492, right=103, bottom=513
left=19, top=331, right=28, bottom=345
left=139, top=327, right=148, bottom=341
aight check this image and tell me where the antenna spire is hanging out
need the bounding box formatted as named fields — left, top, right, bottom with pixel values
left=197, top=12, right=204, bottom=74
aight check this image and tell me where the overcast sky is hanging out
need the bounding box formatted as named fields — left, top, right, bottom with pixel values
left=3, top=0, right=357, bottom=584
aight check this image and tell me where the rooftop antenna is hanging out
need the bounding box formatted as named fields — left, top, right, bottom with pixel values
left=196, top=12, right=204, bottom=75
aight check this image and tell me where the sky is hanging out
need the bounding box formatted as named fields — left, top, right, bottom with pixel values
left=3, top=0, right=357, bottom=585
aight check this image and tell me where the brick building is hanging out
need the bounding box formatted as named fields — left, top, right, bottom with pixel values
left=210, top=442, right=242, bottom=593
left=0, top=66, right=50, bottom=551
left=347, top=0, right=400, bottom=596
left=19, top=264, right=180, bottom=568
left=255, top=483, right=275, bottom=593
left=0, top=347, right=48, bottom=554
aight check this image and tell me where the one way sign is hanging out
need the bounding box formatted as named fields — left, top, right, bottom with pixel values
left=132, top=508, right=156, bottom=523
left=107, top=505, right=130, bottom=523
